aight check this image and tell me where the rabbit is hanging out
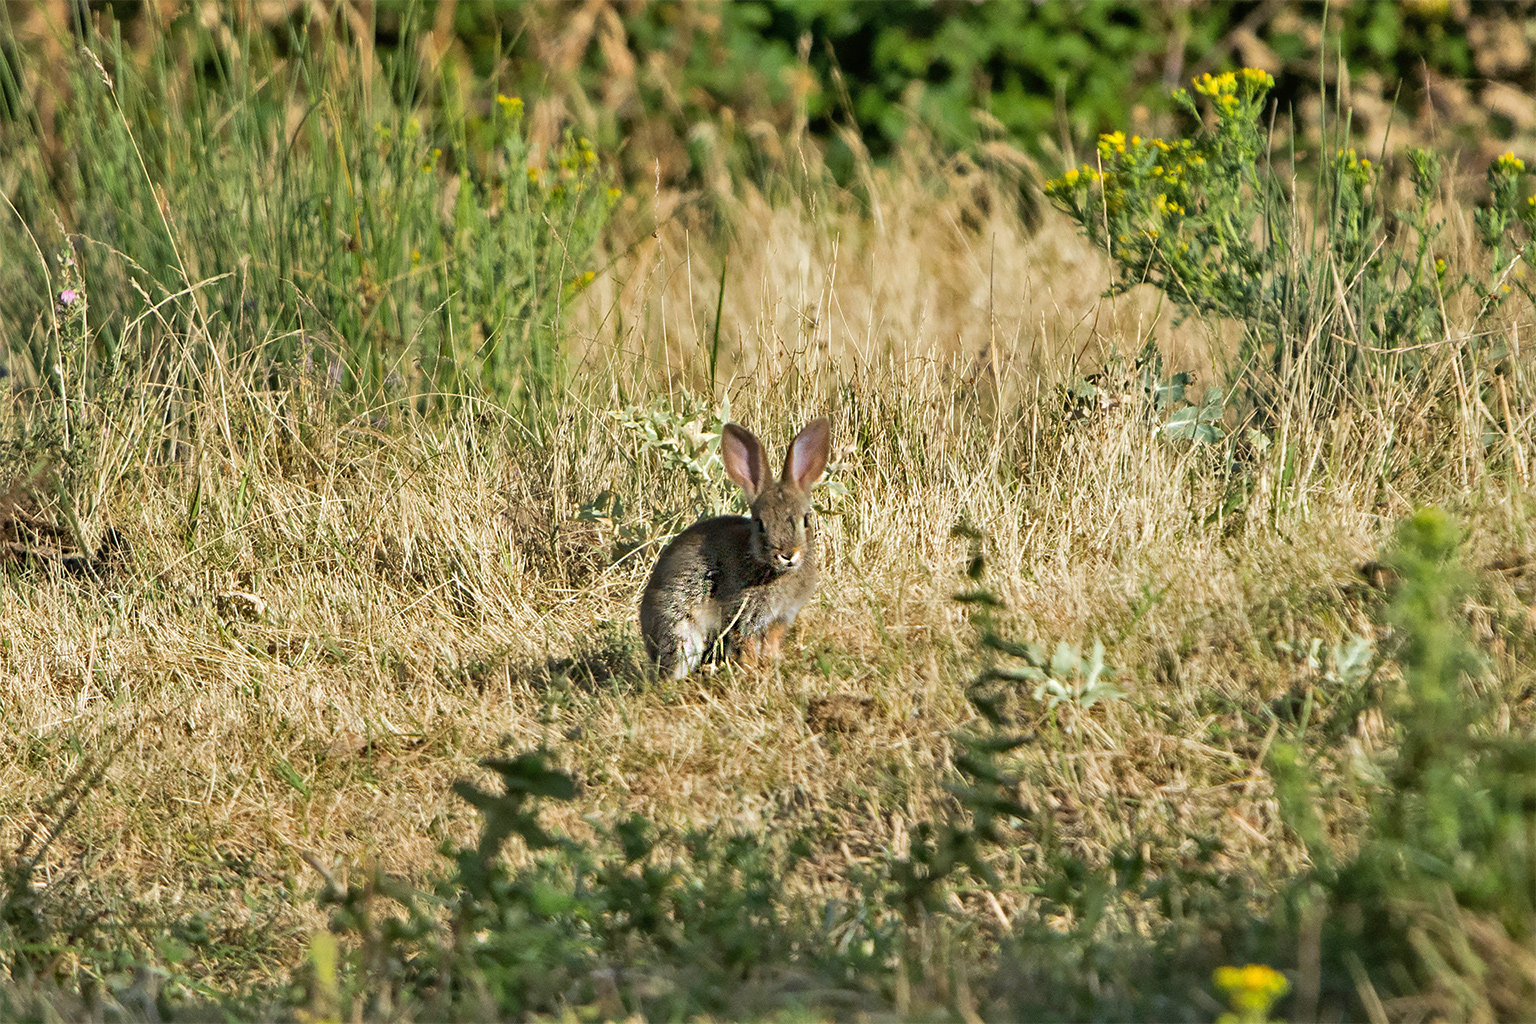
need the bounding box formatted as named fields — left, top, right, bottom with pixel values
left=640, top=418, right=832, bottom=679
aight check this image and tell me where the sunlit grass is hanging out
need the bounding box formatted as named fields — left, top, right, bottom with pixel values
left=2, top=11, right=1534, bottom=1022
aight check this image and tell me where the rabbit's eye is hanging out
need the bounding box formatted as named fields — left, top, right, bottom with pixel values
left=803, top=513, right=812, bottom=529
left=752, top=517, right=765, bottom=533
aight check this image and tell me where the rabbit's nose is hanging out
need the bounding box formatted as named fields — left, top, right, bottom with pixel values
left=775, top=548, right=802, bottom=569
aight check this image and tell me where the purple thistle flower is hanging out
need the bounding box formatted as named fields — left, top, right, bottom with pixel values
left=59, top=288, right=79, bottom=307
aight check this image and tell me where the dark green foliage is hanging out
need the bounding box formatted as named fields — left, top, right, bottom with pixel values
left=22, top=0, right=1519, bottom=194
left=318, top=750, right=826, bottom=1021
left=432, top=1, right=1521, bottom=167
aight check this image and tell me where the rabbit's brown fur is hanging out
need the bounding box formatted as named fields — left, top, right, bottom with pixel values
left=640, top=418, right=831, bottom=678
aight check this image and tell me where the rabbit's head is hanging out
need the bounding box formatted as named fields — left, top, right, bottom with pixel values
left=721, top=418, right=831, bottom=574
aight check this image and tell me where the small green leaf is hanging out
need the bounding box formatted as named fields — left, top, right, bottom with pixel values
left=273, top=757, right=311, bottom=799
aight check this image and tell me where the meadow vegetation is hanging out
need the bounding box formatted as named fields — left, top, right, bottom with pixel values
left=2, top=7, right=1536, bottom=1022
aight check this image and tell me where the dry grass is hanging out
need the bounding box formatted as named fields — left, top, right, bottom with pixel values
left=4, top=97, right=1536, bottom=1018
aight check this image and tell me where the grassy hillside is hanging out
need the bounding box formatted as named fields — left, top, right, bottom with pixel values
left=2, top=12, right=1535, bottom=1023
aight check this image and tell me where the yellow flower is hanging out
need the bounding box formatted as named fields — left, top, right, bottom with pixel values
left=606, top=187, right=623, bottom=203
left=1435, top=257, right=1447, bottom=276
left=1240, top=67, right=1275, bottom=92
left=1195, top=71, right=1238, bottom=97
left=528, top=166, right=542, bottom=185
left=1493, top=152, right=1526, bottom=174
left=1214, top=963, right=1289, bottom=1024
left=496, top=94, right=524, bottom=116
left=411, top=248, right=422, bottom=266
left=1098, top=130, right=1127, bottom=157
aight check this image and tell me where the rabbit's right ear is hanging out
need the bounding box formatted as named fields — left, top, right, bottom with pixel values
left=783, top=417, right=831, bottom=491
left=721, top=423, right=769, bottom=498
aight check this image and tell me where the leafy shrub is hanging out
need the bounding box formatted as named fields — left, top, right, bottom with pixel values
left=1044, top=69, right=1536, bottom=409
left=1352, top=510, right=1536, bottom=920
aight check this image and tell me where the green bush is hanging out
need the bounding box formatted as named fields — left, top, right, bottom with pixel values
left=1262, top=509, right=1536, bottom=1020
left=1044, top=69, right=1536, bottom=409
left=1348, top=508, right=1535, bottom=920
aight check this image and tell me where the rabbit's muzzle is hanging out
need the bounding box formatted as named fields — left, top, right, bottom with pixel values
left=771, top=547, right=803, bottom=572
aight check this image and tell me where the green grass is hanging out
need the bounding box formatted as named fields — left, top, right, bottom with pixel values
left=3, top=11, right=1536, bottom=1023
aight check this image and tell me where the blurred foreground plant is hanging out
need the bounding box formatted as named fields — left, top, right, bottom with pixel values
left=1270, top=508, right=1536, bottom=1020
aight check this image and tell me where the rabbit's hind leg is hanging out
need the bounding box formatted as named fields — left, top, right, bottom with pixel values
left=736, top=631, right=763, bottom=669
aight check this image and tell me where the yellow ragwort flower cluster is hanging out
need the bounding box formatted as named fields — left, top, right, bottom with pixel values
left=1492, top=151, right=1526, bottom=175
left=1184, top=67, right=1275, bottom=115
left=557, top=137, right=598, bottom=173
left=1041, top=68, right=1273, bottom=232
left=1335, top=147, right=1376, bottom=188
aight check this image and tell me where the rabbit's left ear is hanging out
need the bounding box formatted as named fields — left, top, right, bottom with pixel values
left=782, top=418, right=831, bottom=491
left=722, top=422, right=770, bottom=498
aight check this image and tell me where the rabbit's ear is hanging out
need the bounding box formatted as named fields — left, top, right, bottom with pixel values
left=783, top=418, right=831, bottom=491
left=721, top=423, right=769, bottom=497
